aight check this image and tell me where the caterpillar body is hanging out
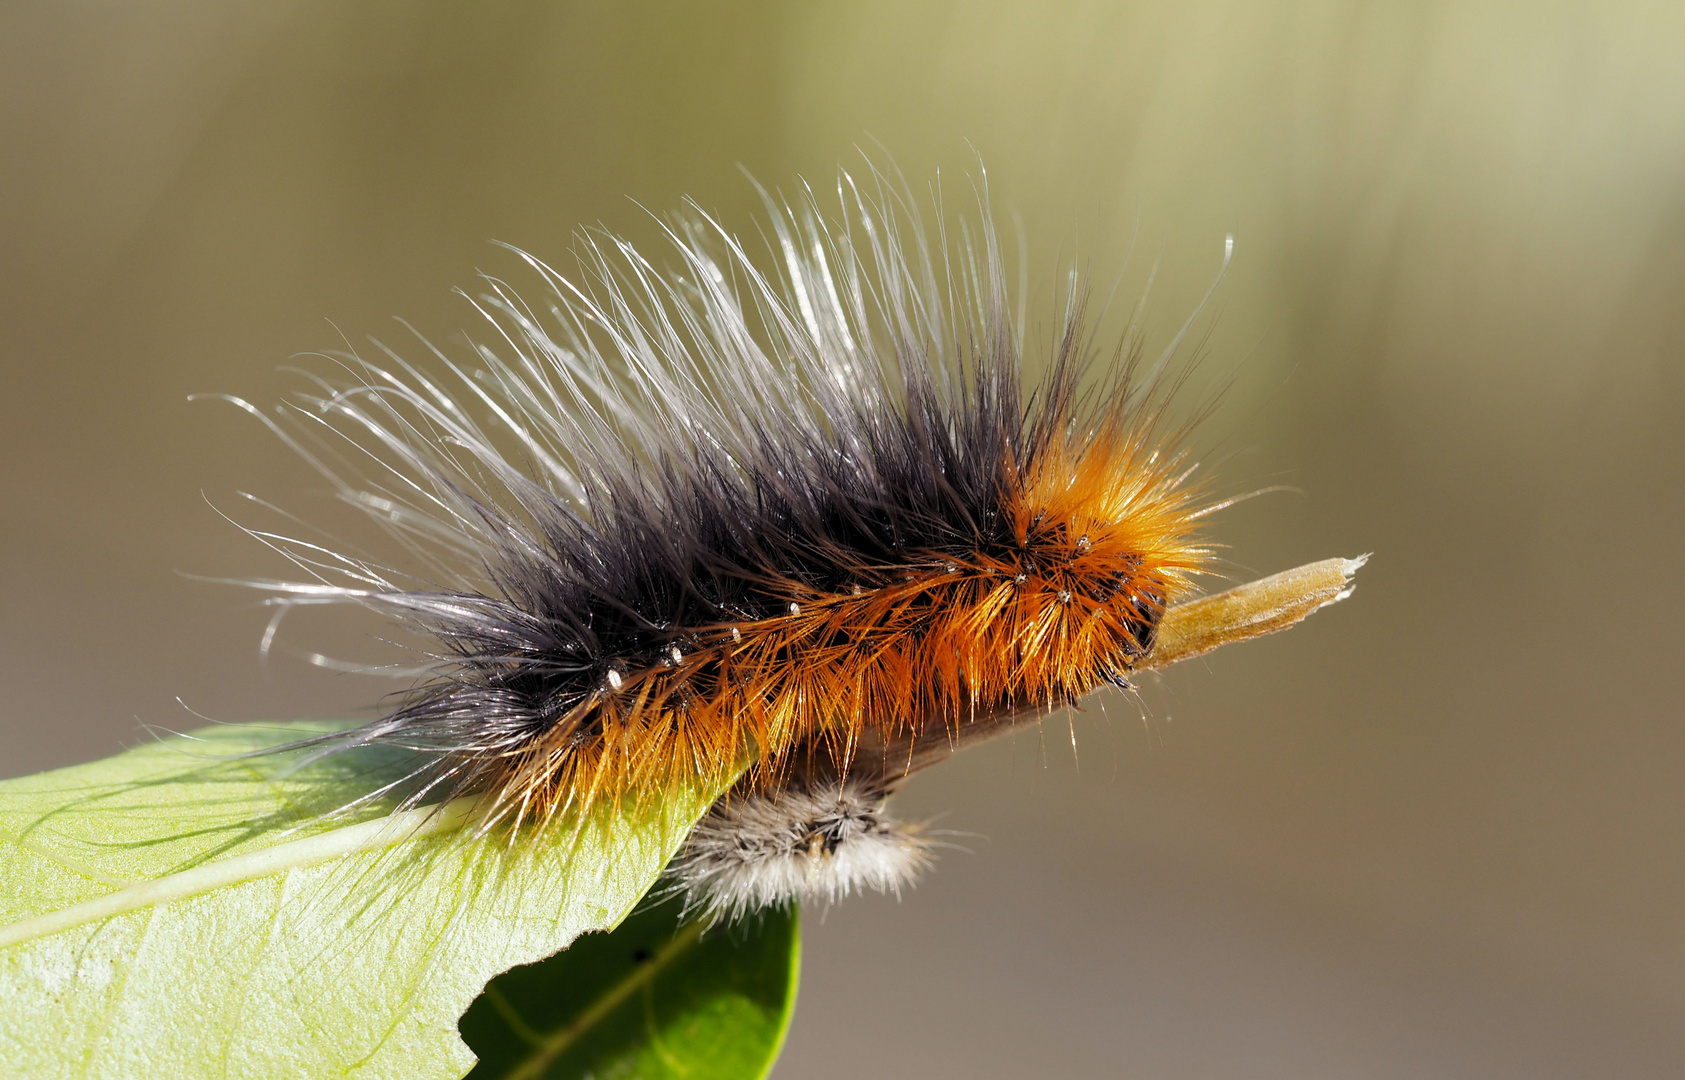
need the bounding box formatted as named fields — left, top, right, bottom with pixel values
left=221, top=169, right=1360, bottom=920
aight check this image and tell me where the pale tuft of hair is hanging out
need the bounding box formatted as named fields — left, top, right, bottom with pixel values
left=669, top=777, right=934, bottom=924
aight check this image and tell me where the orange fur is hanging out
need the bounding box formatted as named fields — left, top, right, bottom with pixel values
left=491, top=413, right=1209, bottom=827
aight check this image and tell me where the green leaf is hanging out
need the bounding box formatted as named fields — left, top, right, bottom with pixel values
left=0, top=722, right=722, bottom=1080
left=461, top=900, right=800, bottom=1080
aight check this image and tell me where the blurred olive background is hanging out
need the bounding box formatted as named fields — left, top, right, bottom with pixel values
left=4, top=2, right=1683, bottom=1076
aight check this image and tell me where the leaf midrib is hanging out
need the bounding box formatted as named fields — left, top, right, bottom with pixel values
left=0, top=798, right=480, bottom=950
left=501, top=916, right=706, bottom=1080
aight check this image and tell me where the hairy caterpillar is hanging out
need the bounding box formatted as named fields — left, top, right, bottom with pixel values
left=217, top=167, right=1361, bottom=921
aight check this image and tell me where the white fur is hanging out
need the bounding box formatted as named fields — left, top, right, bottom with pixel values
left=670, top=779, right=933, bottom=924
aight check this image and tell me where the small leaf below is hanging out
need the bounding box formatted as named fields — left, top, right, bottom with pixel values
left=461, top=900, right=800, bottom=1080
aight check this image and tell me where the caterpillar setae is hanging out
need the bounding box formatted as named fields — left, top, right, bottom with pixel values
left=215, top=166, right=1363, bottom=923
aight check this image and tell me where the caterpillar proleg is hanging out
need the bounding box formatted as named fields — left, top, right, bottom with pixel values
left=217, top=166, right=1362, bottom=921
